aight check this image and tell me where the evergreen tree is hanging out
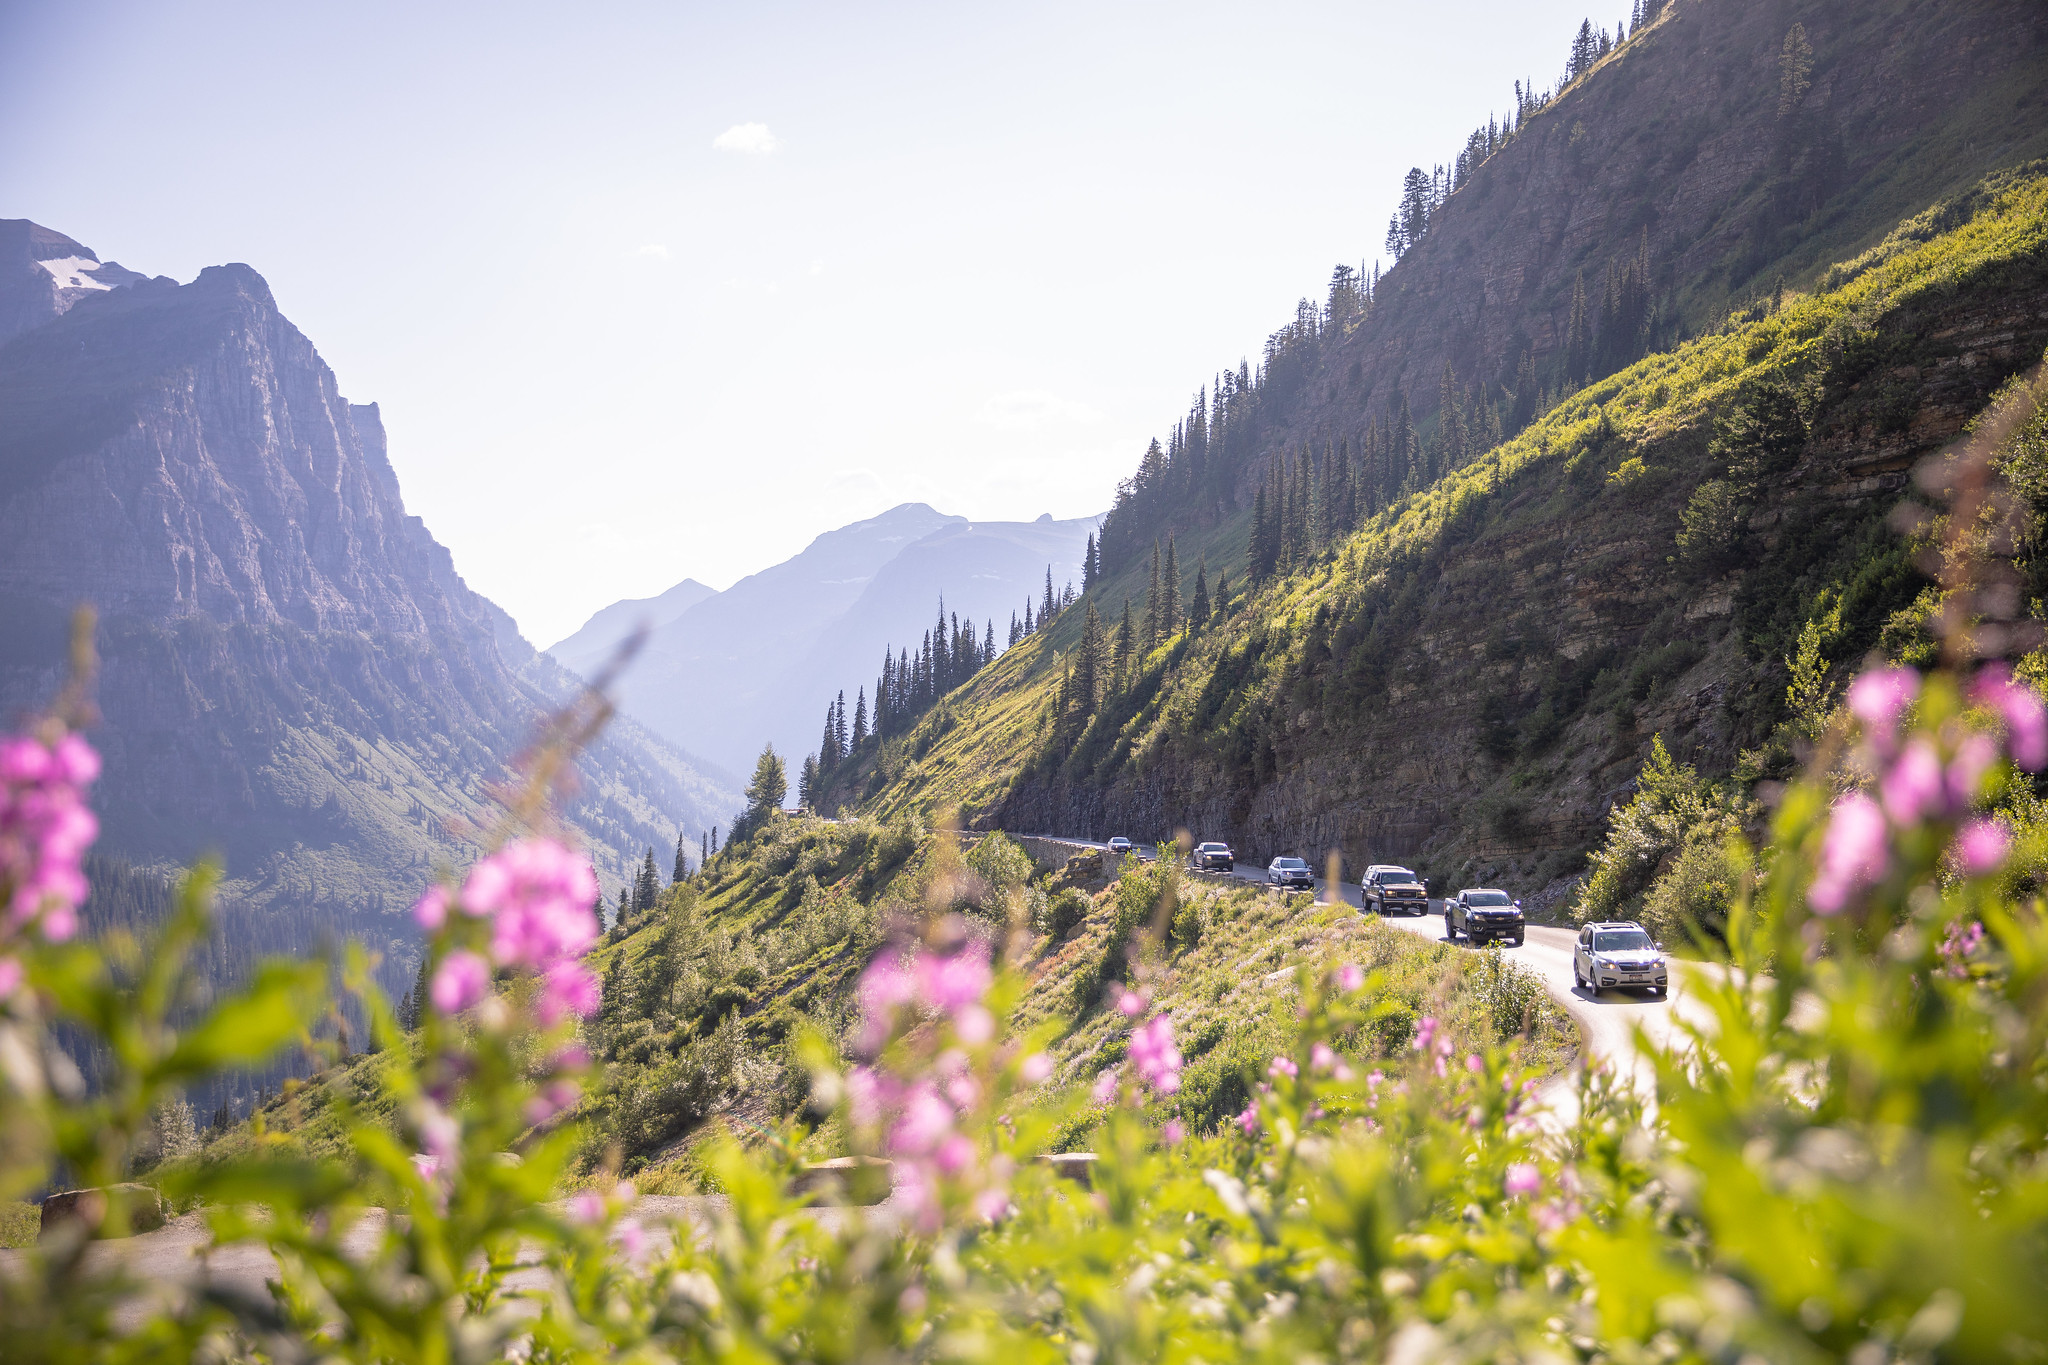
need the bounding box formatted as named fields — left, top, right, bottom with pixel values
left=744, top=745, right=786, bottom=817
left=798, top=753, right=818, bottom=809
left=1146, top=541, right=1164, bottom=643
left=1191, top=556, right=1210, bottom=626
left=701, top=830, right=709, bottom=867
left=1073, top=601, right=1104, bottom=720
left=1009, top=611, right=1020, bottom=646
left=1778, top=23, right=1813, bottom=120
left=1437, top=360, right=1468, bottom=472
left=673, top=829, right=688, bottom=884
left=1042, top=568, right=1057, bottom=623
left=834, top=690, right=849, bottom=756
left=819, top=704, right=841, bottom=770
left=852, top=687, right=868, bottom=746
left=1112, top=598, right=1135, bottom=689
left=1565, top=269, right=1592, bottom=384
left=1214, top=570, right=1229, bottom=615
left=1162, top=534, right=1181, bottom=634
left=1024, top=600, right=1034, bottom=634
left=1082, top=533, right=1098, bottom=590
left=636, top=848, right=659, bottom=912
left=1569, top=18, right=1598, bottom=79
left=983, top=620, right=995, bottom=662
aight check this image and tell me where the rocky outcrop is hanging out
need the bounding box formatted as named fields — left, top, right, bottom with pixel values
left=0, top=231, right=738, bottom=943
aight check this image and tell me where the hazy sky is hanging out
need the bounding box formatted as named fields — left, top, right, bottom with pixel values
left=2, top=0, right=1602, bottom=645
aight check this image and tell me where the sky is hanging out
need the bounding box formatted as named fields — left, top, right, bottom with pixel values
left=1, top=0, right=1604, bottom=646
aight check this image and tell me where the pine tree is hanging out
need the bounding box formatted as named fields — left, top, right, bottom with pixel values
left=852, top=687, right=868, bottom=746
left=744, top=745, right=786, bottom=817
left=1023, top=600, right=1034, bottom=634
left=1214, top=570, right=1229, bottom=615
left=617, top=886, right=632, bottom=930
left=1082, top=533, right=1098, bottom=590
left=983, top=619, right=995, bottom=662
left=1042, top=568, right=1057, bottom=622
left=799, top=753, right=818, bottom=809
left=1569, top=18, right=1598, bottom=79
left=1249, top=484, right=1276, bottom=579
left=1566, top=269, right=1591, bottom=384
left=819, top=704, right=841, bottom=770
left=1112, top=598, right=1135, bottom=689
left=1146, top=541, right=1164, bottom=643
left=1778, top=23, right=1813, bottom=120
left=673, top=829, right=688, bottom=883
left=834, top=690, right=849, bottom=756
left=1191, top=556, right=1210, bottom=626
left=1009, top=611, right=1020, bottom=646
left=1162, top=534, right=1180, bottom=634
left=1073, top=601, right=1104, bottom=719
left=701, top=830, right=709, bottom=867
left=636, top=848, right=659, bottom=912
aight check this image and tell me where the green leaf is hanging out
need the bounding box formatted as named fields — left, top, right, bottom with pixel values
left=161, top=960, right=328, bottom=1077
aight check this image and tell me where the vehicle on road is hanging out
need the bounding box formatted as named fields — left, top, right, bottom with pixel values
left=1446, top=888, right=1524, bottom=945
left=1572, top=921, right=1669, bottom=994
left=1106, top=836, right=1132, bottom=855
left=1361, top=865, right=1428, bottom=916
left=1189, top=841, right=1234, bottom=872
left=1266, top=856, right=1315, bottom=890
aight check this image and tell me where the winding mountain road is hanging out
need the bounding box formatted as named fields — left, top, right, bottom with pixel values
left=1041, top=837, right=1716, bottom=1089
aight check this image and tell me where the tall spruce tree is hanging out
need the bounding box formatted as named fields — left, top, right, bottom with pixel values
left=1162, top=534, right=1180, bottom=634
left=636, top=848, right=659, bottom=912
left=1214, top=570, right=1229, bottom=615
left=852, top=687, right=868, bottom=746
left=1112, top=598, right=1135, bottom=689
left=1191, top=556, right=1210, bottom=626
left=1146, top=541, right=1164, bottom=643
left=1082, top=533, right=1098, bottom=590
left=1041, top=568, right=1056, bottom=623
left=673, top=829, right=688, bottom=883
left=1074, top=601, right=1104, bottom=720
left=744, top=745, right=786, bottom=819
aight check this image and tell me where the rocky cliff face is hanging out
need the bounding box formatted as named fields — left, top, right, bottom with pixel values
left=0, top=234, right=737, bottom=940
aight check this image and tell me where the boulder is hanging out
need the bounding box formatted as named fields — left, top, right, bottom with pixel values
left=789, top=1156, right=892, bottom=1206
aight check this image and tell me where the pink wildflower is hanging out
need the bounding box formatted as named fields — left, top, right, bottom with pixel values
left=1413, top=1016, right=1439, bottom=1053
left=567, top=1191, right=607, bottom=1224
left=1268, top=1054, right=1298, bottom=1080
left=413, top=885, right=450, bottom=931
left=526, top=1079, right=581, bottom=1124
left=430, top=950, right=490, bottom=1013
left=0, top=729, right=99, bottom=939
left=917, top=946, right=992, bottom=1011
left=1466, top=1053, right=1485, bottom=1074
left=888, top=1086, right=955, bottom=1156
left=1162, top=1120, right=1185, bottom=1144
left=1116, top=989, right=1146, bottom=1016
left=1505, top=1162, right=1541, bottom=1196
left=953, top=1004, right=995, bottom=1045
left=1809, top=792, right=1888, bottom=915
left=1019, top=1052, right=1053, bottom=1085
left=0, top=956, right=19, bottom=1001
left=934, top=1133, right=977, bottom=1175
left=537, top=959, right=601, bottom=1024
left=612, top=1218, right=649, bottom=1264
left=1880, top=738, right=1946, bottom=825
left=1092, top=1069, right=1119, bottom=1105
left=466, top=839, right=599, bottom=968
left=1236, top=1103, right=1261, bottom=1135
left=1973, top=663, right=2048, bottom=770
left=1336, top=962, right=1365, bottom=992
left=1130, top=1014, right=1182, bottom=1094
left=1938, top=919, right=1986, bottom=978
left=1847, top=667, right=1920, bottom=749
left=410, top=1153, right=441, bottom=1184
left=973, top=1186, right=1012, bottom=1222
left=1955, top=817, right=2010, bottom=875
left=417, top=1105, right=460, bottom=1162
left=1947, top=732, right=1999, bottom=808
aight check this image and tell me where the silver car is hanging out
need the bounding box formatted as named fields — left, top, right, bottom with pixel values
left=1572, top=921, right=1668, bottom=995
left=1266, top=856, right=1315, bottom=890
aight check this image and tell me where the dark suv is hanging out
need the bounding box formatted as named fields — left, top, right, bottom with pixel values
left=1189, top=841, right=1234, bottom=873
left=1362, top=865, right=1429, bottom=916
left=1446, top=888, right=1525, bottom=945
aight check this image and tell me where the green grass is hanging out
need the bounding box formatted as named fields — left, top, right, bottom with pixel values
left=0, top=1201, right=37, bottom=1248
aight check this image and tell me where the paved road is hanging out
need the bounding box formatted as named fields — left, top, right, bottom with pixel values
left=1033, top=834, right=1708, bottom=1089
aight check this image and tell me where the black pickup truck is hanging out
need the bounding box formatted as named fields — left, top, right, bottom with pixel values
left=1446, top=887, right=1525, bottom=945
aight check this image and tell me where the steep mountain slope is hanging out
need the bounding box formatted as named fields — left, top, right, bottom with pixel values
left=842, top=165, right=2048, bottom=895
left=0, top=231, right=738, bottom=943
left=1094, top=0, right=2048, bottom=574
left=564, top=507, right=1096, bottom=773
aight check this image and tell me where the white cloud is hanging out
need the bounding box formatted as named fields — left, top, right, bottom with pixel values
left=637, top=243, right=670, bottom=258
left=712, top=122, right=780, bottom=154
left=973, top=389, right=1104, bottom=432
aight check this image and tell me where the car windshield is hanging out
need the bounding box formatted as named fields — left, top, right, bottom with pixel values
left=1274, top=858, right=1308, bottom=870
left=1466, top=891, right=1512, bottom=906
left=1198, top=843, right=1226, bottom=852
left=1378, top=869, right=1416, bottom=883
left=1594, top=929, right=1655, bottom=953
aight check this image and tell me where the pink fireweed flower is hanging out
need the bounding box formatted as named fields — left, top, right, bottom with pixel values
left=1939, top=919, right=1986, bottom=978
left=1413, top=1016, right=1439, bottom=1053
left=888, top=1086, right=955, bottom=1156
left=411, top=1153, right=442, bottom=1185
left=1336, top=962, right=1365, bottom=993
left=567, top=1191, right=607, bottom=1225
left=1847, top=667, right=1921, bottom=750
left=1162, top=1120, right=1185, bottom=1144
left=1309, top=1041, right=1353, bottom=1080
left=413, top=885, right=450, bottom=931
left=1809, top=792, right=1888, bottom=915
left=1505, top=1162, right=1541, bottom=1196
left=1880, top=737, right=1946, bottom=825
left=527, top=1079, right=582, bottom=1125
left=917, top=947, right=992, bottom=1011
left=1955, top=817, right=2010, bottom=875
left=1973, top=663, right=2048, bottom=770
left=1116, top=989, right=1147, bottom=1016
left=0, top=956, right=20, bottom=1002
left=1019, top=1052, right=1053, bottom=1085
left=1129, top=1014, right=1182, bottom=1094
left=417, top=1105, right=460, bottom=1162
left=1947, top=732, right=1999, bottom=808
left=1092, top=1069, right=1119, bottom=1105
left=612, top=1218, right=650, bottom=1265
left=1268, top=1055, right=1298, bottom=1081
left=953, top=1003, right=995, bottom=1045
left=1236, top=1103, right=1261, bottom=1135
left=972, top=1186, right=1012, bottom=1222
left=431, top=949, right=490, bottom=1013
left=0, top=729, right=100, bottom=940
left=934, top=1132, right=976, bottom=1175
left=462, top=839, right=599, bottom=968
left=551, top=1043, right=591, bottom=1072
left=1466, top=1053, right=1485, bottom=1074
left=538, top=959, right=601, bottom=1024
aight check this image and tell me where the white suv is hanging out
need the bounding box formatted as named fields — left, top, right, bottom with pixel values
left=1572, top=921, right=1668, bottom=995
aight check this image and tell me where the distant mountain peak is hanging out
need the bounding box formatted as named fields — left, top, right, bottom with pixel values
left=1, top=218, right=153, bottom=345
